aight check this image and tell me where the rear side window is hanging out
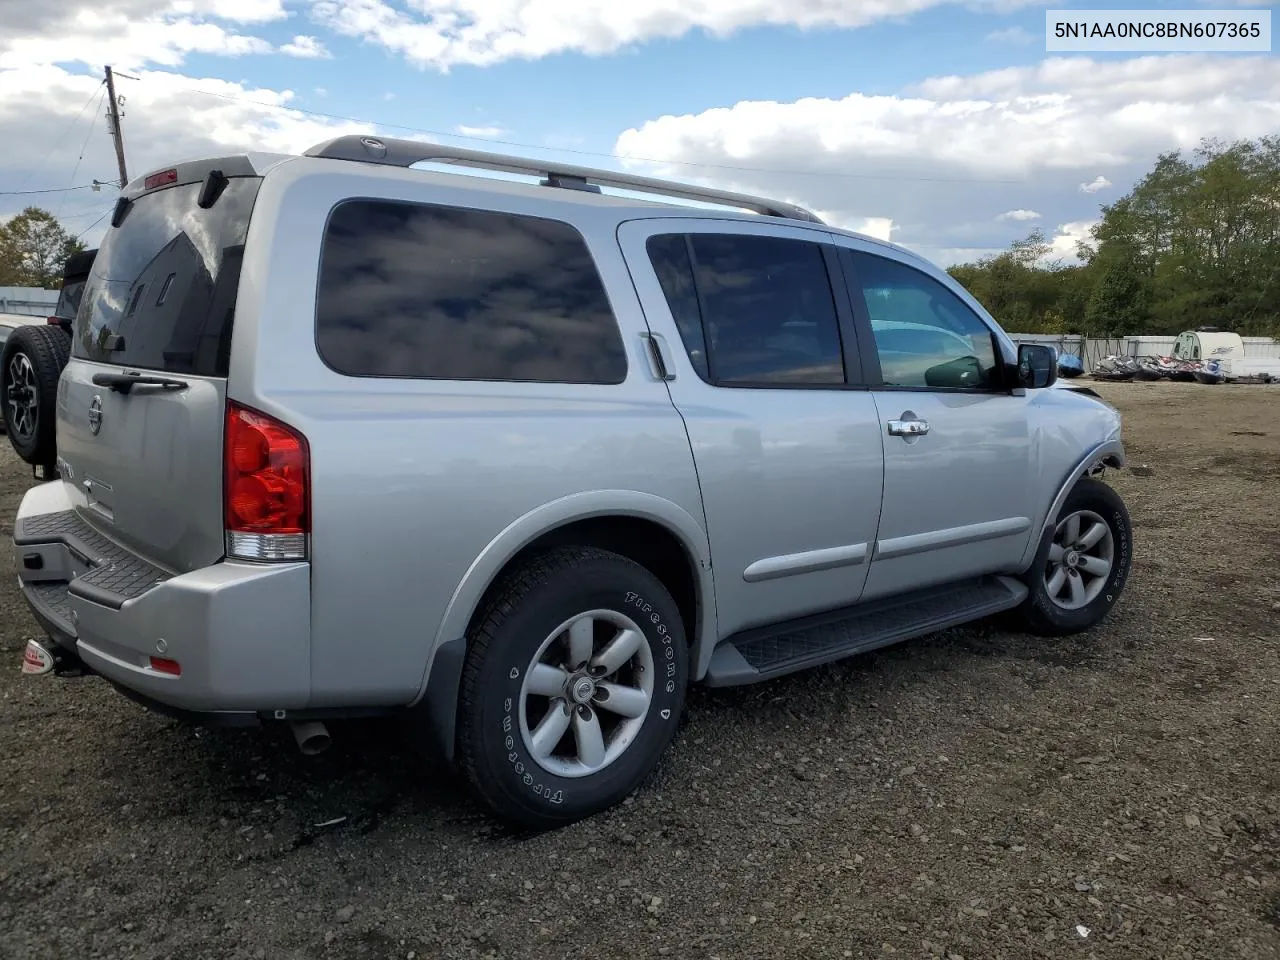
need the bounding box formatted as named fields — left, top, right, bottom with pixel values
left=646, top=232, right=847, bottom=386
left=315, top=200, right=628, bottom=384
left=73, top=178, right=260, bottom=377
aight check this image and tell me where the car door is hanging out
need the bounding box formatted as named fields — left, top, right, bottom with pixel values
left=836, top=245, right=1034, bottom=601
left=617, top=218, right=885, bottom=638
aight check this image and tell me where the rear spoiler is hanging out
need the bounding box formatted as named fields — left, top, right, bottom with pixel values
left=113, top=156, right=269, bottom=228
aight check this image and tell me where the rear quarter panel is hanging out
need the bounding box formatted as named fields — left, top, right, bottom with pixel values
left=230, top=159, right=708, bottom=706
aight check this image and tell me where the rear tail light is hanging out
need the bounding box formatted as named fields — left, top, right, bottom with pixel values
left=149, top=656, right=182, bottom=676
left=46, top=316, right=59, bottom=325
left=224, top=401, right=310, bottom=562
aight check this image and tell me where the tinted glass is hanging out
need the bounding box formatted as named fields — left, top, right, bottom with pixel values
left=316, top=200, right=627, bottom=384
left=687, top=234, right=845, bottom=386
left=73, top=178, right=260, bottom=376
left=54, top=277, right=87, bottom=321
left=645, top=234, right=709, bottom=379
left=850, top=251, right=998, bottom=389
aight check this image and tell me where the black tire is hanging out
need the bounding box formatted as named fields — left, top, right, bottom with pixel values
left=1018, top=476, right=1132, bottom=637
left=1, top=324, right=70, bottom=469
left=456, top=546, right=689, bottom=829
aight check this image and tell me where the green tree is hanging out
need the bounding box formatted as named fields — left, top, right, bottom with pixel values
left=0, top=207, right=86, bottom=288
left=947, top=136, right=1280, bottom=339
left=1085, top=255, right=1149, bottom=336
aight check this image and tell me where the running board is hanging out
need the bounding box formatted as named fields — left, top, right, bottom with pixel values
left=703, top=576, right=1028, bottom=687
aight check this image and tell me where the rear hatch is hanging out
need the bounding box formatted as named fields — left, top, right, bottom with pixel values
left=58, top=171, right=262, bottom=573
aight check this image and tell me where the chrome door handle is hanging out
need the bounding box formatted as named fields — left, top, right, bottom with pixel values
left=639, top=332, right=676, bottom=381
left=887, top=418, right=929, bottom=437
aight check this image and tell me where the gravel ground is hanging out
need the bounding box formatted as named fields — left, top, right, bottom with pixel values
left=2, top=381, right=1279, bottom=960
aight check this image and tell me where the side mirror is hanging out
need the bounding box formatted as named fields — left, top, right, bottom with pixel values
left=1017, top=343, right=1057, bottom=389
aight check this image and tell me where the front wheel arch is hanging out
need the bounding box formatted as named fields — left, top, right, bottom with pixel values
left=1017, top=475, right=1133, bottom=636
left=1019, top=442, right=1125, bottom=572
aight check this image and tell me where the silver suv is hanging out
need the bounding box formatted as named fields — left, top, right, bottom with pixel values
left=14, top=137, right=1132, bottom=828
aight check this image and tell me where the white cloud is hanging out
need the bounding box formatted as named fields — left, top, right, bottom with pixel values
left=808, top=210, right=895, bottom=240
left=1079, top=175, right=1111, bottom=194
left=929, top=246, right=1006, bottom=267
left=613, top=54, right=1280, bottom=265
left=998, top=208, right=1040, bottom=221
left=454, top=124, right=506, bottom=139
left=986, top=26, right=1035, bottom=44
left=280, top=34, right=332, bottom=58
left=0, top=63, right=370, bottom=241
left=1047, top=219, right=1097, bottom=262
left=0, top=1, right=289, bottom=70
left=854, top=217, right=894, bottom=242
left=307, top=0, right=1045, bottom=70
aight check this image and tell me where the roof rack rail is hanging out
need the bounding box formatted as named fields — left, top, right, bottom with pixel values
left=302, top=135, right=824, bottom=224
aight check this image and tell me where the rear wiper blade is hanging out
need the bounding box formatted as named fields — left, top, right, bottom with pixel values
left=91, top=371, right=189, bottom=395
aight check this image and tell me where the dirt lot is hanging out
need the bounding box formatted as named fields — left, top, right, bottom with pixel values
left=1, top=381, right=1279, bottom=960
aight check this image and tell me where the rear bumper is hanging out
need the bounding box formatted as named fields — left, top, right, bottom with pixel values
left=13, top=480, right=311, bottom=714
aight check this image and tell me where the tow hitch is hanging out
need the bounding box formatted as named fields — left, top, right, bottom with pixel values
left=21, top=638, right=90, bottom=677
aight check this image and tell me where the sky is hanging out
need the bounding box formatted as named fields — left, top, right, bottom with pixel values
left=0, top=0, right=1276, bottom=269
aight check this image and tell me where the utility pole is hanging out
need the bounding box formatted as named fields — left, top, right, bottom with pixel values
left=104, top=65, right=128, bottom=187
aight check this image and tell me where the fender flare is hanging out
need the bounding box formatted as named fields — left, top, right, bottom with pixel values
left=1018, top=438, right=1126, bottom=572
left=408, top=490, right=716, bottom=761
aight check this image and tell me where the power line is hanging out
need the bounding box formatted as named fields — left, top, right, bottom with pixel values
left=167, top=83, right=1027, bottom=186
left=14, top=82, right=105, bottom=194
left=0, top=184, right=97, bottom=197
left=75, top=208, right=112, bottom=240
left=61, top=208, right=115, bottom=225
left=58, top=89, right=108, bottom=219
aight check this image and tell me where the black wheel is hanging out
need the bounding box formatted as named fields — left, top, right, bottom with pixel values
left=1, top=325, right=70, bottom=469
left=456, top=546, right=689, bottom=829
left=1018, top=476, right=1132, bottom=636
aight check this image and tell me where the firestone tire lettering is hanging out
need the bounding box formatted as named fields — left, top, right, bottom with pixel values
left=455, top=546, right=689, bottom=830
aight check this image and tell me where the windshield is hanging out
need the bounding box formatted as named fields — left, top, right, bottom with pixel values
left=73, top=177, right=261, bottom=377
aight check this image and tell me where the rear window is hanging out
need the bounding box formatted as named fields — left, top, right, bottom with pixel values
left=72, top=178, right=261, bottom=377
left=315, top=199, right=628, bottom=384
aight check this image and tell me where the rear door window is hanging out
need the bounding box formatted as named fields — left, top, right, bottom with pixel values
left=315, top=200, right=628, bottom=384
left=73, top=178, right=260, bottom=377
left=645, top=232, right=848, bottom=386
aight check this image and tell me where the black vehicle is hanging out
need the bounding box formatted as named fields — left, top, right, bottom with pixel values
left=1, top=248, right=96, bottom=475
left=48, top=248, right=96, bottom=332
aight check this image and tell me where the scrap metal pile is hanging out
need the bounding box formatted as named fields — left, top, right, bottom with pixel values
left=1088, top=355, right=1272, bottom=385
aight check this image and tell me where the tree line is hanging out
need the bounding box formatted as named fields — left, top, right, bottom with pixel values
left=947, top=136, right=1280, bottom=338
left=0, top=207, right=88, bottom=289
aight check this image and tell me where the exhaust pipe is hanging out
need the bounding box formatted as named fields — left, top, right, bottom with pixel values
left=290, top=720, right=331, bottom=756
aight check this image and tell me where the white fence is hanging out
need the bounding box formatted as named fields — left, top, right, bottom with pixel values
left=0, top=287, right=58, bottom=318
left=1007, top=333, right=1280, bottom=367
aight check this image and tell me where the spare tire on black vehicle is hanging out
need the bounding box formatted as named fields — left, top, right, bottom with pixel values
left=2, top=324, right=72, bottom=471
